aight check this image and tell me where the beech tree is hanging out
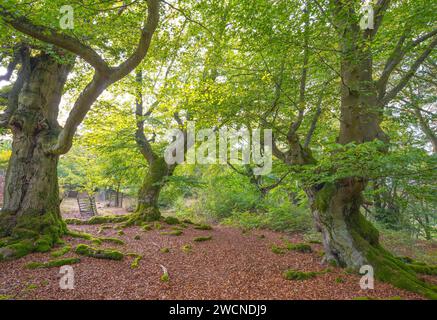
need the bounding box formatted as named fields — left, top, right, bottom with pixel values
left=0, top=0, right=160, bottom=259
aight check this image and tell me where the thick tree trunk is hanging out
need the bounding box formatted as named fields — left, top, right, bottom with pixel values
left=0, top=53, right=71, bottom=260
left=131, top=157, right=172, bottom=222
left=307, top=4, right=437, bottom=298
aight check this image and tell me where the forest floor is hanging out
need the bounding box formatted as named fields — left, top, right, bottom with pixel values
left=0, top=199, right=435, bottom=300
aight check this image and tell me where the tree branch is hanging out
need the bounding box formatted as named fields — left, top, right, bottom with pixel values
left=381, top=36, right=437, bottom=105
left=134, top=70, right=156, bottom=164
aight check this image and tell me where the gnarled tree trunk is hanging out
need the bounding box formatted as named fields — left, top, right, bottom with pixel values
left=0, top=51, right=71, bottom=260
left=306, top=3, right=437, bottom=298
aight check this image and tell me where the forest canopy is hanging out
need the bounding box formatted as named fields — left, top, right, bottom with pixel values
left=0, top=0, right=436, bottom=301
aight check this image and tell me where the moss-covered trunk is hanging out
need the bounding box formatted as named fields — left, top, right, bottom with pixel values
left=306, top=3, right=437, bottom=298
left=0, top=53, right=70, bottom=260
left=132, top=157, right=171, bottom=222
left=308, top=181, right=437, bottom=299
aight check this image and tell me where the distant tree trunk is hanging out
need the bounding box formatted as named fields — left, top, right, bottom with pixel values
left=135, top=157, right=173, bottom=222
left=0, top=51, right=71, bottom=260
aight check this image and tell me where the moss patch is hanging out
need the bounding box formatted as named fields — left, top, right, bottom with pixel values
left=51, top=245, right=71, bottom=258
left=286, top=242, right=313, bottom=253
left=161, top=230, right=183, bottom=236
left=65, top=215, right=128, bottom=225
left=25, top=257, right=81, bottom=269
left=163, top=216, right=180, bottom=225
left=283, top=269, right=318, bottom=281
left=271, top=244, right=287, bottom=255
left=181, top=244, right=192, bottom=253
left=75, top=244, right=123, bottom=260
left=127, top=253, right=143, bottom=269
left=194, top=236, right=212, bottom=242
left=194, top=224, right=213, bottom=230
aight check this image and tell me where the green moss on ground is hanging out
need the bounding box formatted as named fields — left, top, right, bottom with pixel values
left=194, top=236, right=212, bottom=242
left=181, top=244, right=192, bottom=253
left=282, top=269, right=319, bottom=281
left=64, top=215, right=128, bottom=225
left=67, top=230, right=123, bottom=245
left=348, top=213, right=437, bottom=300
left=127, top=253, right=143, bottom=269
left=163, top=216, right=180, bottom=225
left=271, top=244, right=287, bottom=255
left=194, top=224, right=213, bottom=230
left=0, top=295, right=13, bottom=300
left=25, top=257, right=81, bottom=269
left=161, top=230, right=183, bottom=236
left=51, top=245, right=72, bottom=258
left=141, top=224, right=152, bottom=231
left=335, top=277, right=346, bottom=284
left=75, top=244, right=124, bottom=260
left=160, top=247, right=170, bottom=253
left=286, top=242, right=313, bottom=253
left=160, top=272, right=169, bottom=282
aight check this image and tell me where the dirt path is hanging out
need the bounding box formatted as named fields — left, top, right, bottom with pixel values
left=0, top=218, right=427, bottom=300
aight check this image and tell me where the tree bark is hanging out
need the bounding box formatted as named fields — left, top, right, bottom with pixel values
left=304, top=1, right=437, bottom=298
left=132, top=157, right=173, bottom=222
left=0, top=52, right=71, bottom=260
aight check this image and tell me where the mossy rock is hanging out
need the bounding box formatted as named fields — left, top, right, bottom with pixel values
left=283, top=269, right=318, bottom=281
left=25, top=257, right=81, bottom=269
left=75, top=244, right=124, bottom=260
